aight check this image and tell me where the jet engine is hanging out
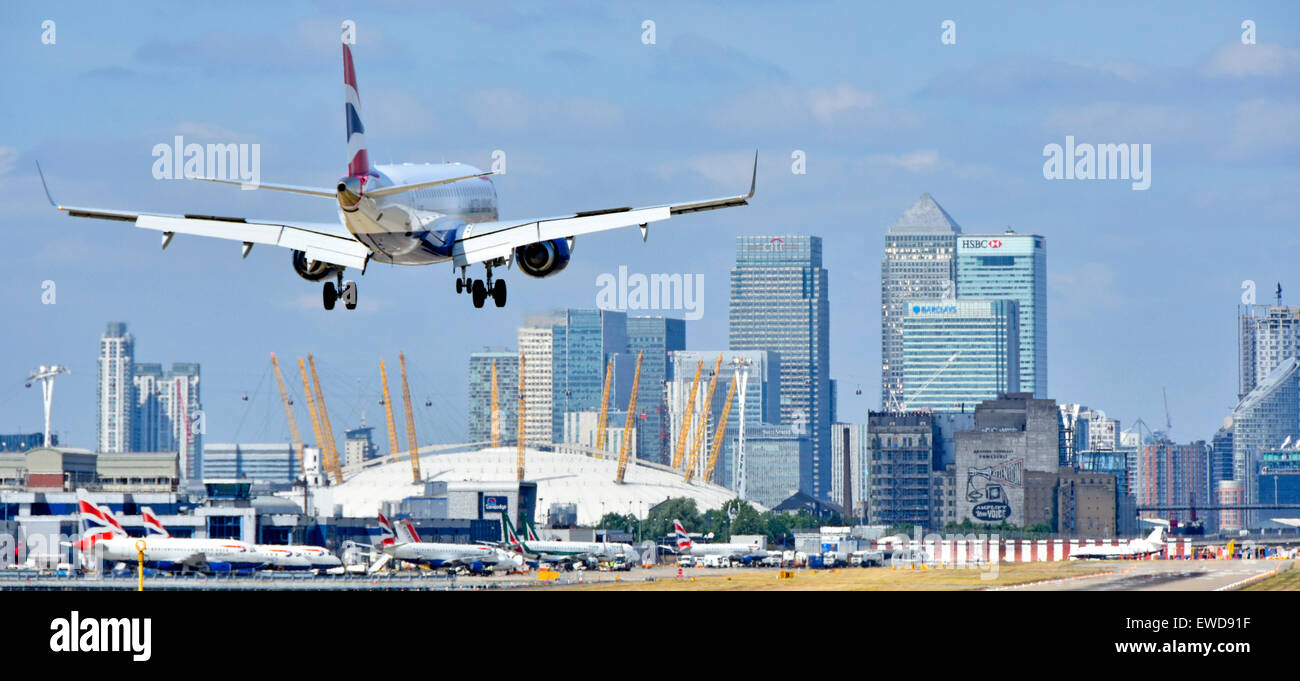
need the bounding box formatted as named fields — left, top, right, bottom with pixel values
left=291, top=249, right=340, bottom=281
left=514, top=238, right=571, bottom=278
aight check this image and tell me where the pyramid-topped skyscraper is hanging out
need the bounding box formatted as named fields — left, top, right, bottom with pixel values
left=880, top=194, right=962, bottom=409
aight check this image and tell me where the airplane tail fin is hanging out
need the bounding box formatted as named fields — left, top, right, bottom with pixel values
left=524, top=516, right=539, bottom=542
left=501, top=512, right=524, bottom=550
left=673, top=519, right=692, bottom=551
left=342, top=43, right=371, bottom=177
left=400, top=520, right=422, bottom=544
left=140, top=506, right=170, bottom=537
left=1146, top=524, right=1166, bottom=544
left=377, top=512, right=397, bottom=546
left=75, top=489, right=125, bottom=552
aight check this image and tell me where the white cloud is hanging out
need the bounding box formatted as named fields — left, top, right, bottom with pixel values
left=462, top=88, right=622, bottom=132
left=1230, top=98, right=1300, bottom=154
left=1056, top=58, right=1145, bottom=82
left=708, top=84, right=914, bottom=131
left=0, top=147, right=16, bottom=176
left=866, top=150, right=946, bottom=174
left=173, top=121, right=250, bottom=141
left=1207, top=43, right=1300, bottom=77
left=1042, top=102, right=1209, bottom=142
left=654, top=152, right=754, bottom=187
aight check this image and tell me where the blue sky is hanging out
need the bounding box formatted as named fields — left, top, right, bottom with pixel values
left=1, top=1, right=1298, bottom=449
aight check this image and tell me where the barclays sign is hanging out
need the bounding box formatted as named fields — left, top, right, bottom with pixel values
left=911, top=304, right=958, bottom=314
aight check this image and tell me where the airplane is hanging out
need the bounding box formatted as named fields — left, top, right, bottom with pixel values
left=142, top=506, right=341, bottom=572
left=1068, top=523, right=1169, bottom=560
left=670, top=519, right=767, bottom=562
left=38, top=42, right=755, bottom=311
left=371, top=512, right=516, bottom=574
left=501, top=512, right=636, bottom=567
left=75, top=493, right=269, bottom=573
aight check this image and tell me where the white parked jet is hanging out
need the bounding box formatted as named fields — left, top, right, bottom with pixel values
left=39, top=43, right=754, bottom=310
left=372, top=513, right=516, bottom=573
left=76, top=493, right=268, bottom=573
left=141, top=506, right=340, bottom=572
left=502, top=513, right=636, bottom=566
left=1069, top=523, right=1169, bottom=560
left=671, top=519, right=766, bottom=561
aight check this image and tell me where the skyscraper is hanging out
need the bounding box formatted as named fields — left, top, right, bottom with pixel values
left=901, top=299, right=1020, bottom=411
left=730, top=235, right=831, bottom=499
left=133, top=362, right=201, bottom=478
left=1239, top=303, right=1300, bottom=399
left=518, top=317, right=561, bottom=446
left=881, top=194, right=961, bottom=409
left=667, top=350, right=780, bottom=487
left=1137, top=437, right=1210, bottom=526
left=626, top=316, right=686, bottom=465
left=1232, top=357, right=1300, bottom=527
left=468, top=350, right=520, bottom=445
left=956, top=232, right=1048, bottom=396
left=550, top=309, right=628, bottom=444
left=98, top=322, right=135, bottom=453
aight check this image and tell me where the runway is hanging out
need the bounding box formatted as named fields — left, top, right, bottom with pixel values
left=1011, top=560, right=1290, bottom=591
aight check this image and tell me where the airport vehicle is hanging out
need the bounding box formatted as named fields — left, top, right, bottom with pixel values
left=39, top=43, right=754, bottom=311
left=671, top=519, right=768, bottom=562
left=1068, top=524, right=1169, bottom=560
left=141, top=505, right=340, bottom=572
left=75, top=492, right=268, bottom=573
left=501, top=513, right=636, bottom=567
left=371, top=513, right=514, bottom=573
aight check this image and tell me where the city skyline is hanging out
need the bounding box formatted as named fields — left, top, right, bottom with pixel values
left=4, top=3, right=1298, bottom=461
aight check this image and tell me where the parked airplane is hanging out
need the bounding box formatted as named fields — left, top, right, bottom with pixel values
left=75, top=492, right=268, bottom=573
left=671, top=519, right=767, bottom=561
left=39, top=43, right=754, bottom=310
left=141, top=505, right=340, bottom=572
left=1069, top=523, right=1169, bottom=560
left=371, top=513, right=515, bottom=573
left=501, top=512, right=635, bottom=566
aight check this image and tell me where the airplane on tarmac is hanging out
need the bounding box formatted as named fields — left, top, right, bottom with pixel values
left=370, top=513, right=516, bottom=574
left=501, top=512, right=636, bottom=567
left=1068, top=522, right=1169, bottom=560
left=75, top=492, right=269, bottom=573
left=141, top=506, right=341, bottom=572
left=38, top=43, right=755, bottom=311
left=670, top=519, right=767, bottom=562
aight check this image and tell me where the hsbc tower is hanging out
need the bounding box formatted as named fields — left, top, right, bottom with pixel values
left=956, top=233, right=1047, bottom=397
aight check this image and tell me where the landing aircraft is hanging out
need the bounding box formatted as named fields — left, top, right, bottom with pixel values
left=1068, top=522, right=1169, bottom=560
left=39, top=43, right=754, bottom=310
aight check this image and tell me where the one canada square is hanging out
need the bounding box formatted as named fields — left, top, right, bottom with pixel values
left=881, top=194, right=961, bottom=409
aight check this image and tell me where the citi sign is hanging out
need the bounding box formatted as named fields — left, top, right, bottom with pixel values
left=961, top=239, right=1002, bottom=249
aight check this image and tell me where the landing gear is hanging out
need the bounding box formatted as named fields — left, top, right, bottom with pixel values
left=461, top=264, right=507, bottom=308
left=322, top=271, right=358, bottom=311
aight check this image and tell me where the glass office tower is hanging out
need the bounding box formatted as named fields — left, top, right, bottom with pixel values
left=626, top=317, right=686, bottom=465
left=956, top=233, right=1047, bottom=397
left=902, top=299, right=1020, bottom=412
left=730, top=235, right=831, bottom=499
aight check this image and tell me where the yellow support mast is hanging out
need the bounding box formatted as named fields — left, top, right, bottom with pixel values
left=379, top=359, right=401, bottom=462
left=703, top=374, right=737, bottom=484
left=398, top=352, right=421, bottom=484
left=490, top=360, right=500, bottom=448
left=615, top=351, right=643, bottom=484
left=594, top=357, right=614, bottom=453
left=270, top=354, right=305, bottom=476
left=516, top=352, right=526, bottom=482
left=685, top=355, right=722, bottom=482
left=671, top=360, right=703, bottom=470
left=297, top=358, right=325, bottom=481
left=307, top=355, right=342, bottom=484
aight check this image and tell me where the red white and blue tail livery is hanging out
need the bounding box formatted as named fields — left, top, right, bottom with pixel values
left=39, top=42, right=754, bottom=311
left=140, top=506, right=170, bottom=537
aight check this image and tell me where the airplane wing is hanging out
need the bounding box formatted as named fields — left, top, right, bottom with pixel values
left=451, top=153, right=756, bottom=268
left=38, top=163, right=371, bottom=270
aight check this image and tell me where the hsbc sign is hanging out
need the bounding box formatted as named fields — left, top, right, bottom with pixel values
left=961, top=238, right=1002, bottom=249
left=958, top=235, right=1036, bottom=255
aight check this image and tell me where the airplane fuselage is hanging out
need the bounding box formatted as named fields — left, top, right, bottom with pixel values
left=385, top=541, right=504, bottom=568
left=97, top=537, right=267, bottom=572
left=343, top=163, right=498, bottom=266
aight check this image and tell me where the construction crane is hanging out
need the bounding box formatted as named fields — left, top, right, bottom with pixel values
left=378, top=359, right=401, bottom=462
left=702, top=374, right=737, bottom=484
left=898, top=351, right=961, bottom=411
left=615, top=351, right=643, bottom=484
left=307, top=355, right=342, bottom=484
left=516, top=352, right=526, bottom=482
left=399, top=352, right=421, bottom=483
left=490, top=360, right=500, bottom=448
left=684, top=355, right=722, bottom=482
left=594, top=357, right=614, bottom=452
left=297, top=358, right=326, bottom=482
left=671, top=360, right=703, bottom=470
left=1162, top=386, right=1172, bottom=438
left=270, top=354, right=305, bottom=476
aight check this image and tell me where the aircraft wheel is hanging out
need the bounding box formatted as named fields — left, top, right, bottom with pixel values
left=456, top=278, right=464, bottom=294
left=472, top=279, right=487, bottom=308
left=323, top=282, right=337, bottom=310
left=492, top=279, right=507, bottom=308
